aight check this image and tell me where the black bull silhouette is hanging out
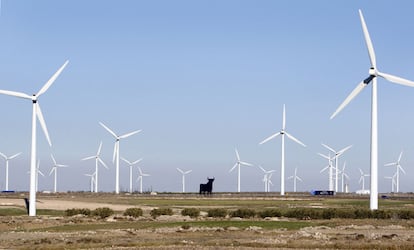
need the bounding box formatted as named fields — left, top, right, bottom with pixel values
left=199, top=177, right=215, bottom=195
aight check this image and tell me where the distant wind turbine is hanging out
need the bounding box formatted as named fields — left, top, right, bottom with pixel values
left=340, top=162, right=350, bottom=193
left=384, top=151, right=406, bottom=193
left=287, top=167, right=302, bottom=192
left=0, top=60, right=68, bottom=216
left=359, top=168, right=370, bottom=191
left=30, top=160, right=44, bottom=192
left=121, top=157, right=142, bottom=193
left=229, top=148, right=253, bottom=192
left=49, top=154, right=68, bottom=193
left=318, top=152, right=335, bottom=191
left=260, top=104, right=306, bottom=196
left=137, top=167, right=150, bottom=193
left=258, top=165, right=275, bottom=192
left=330, top=10, right=414, bottom=210
left=322, top=143, right=352, bottom=192
left=82, top=141, right=108, bottom=193
left=100, top=122, right=141, bottom=194
left=0, top=152, right=21, bottom=191
left=176, top=168, right=192, bottom=193
left=384, top=174, right=396, bottom=193
left=84, top=172, right=96, bottom=192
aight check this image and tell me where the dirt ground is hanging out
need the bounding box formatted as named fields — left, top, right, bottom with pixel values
left=0, top=195, right=413, bottom=249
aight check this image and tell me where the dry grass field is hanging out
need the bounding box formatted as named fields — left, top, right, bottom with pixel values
left=0, top=192, right=413, bottom=249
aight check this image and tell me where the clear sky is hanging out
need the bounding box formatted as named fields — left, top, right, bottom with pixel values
left=0, top=1, right=413, bottom=193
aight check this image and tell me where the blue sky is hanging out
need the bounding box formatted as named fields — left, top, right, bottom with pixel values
left=0, top=1, right=413, bottom=193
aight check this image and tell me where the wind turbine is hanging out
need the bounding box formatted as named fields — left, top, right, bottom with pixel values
left=49, top=154, right=68, bottom=193
left=287, top=167, right=302, bottom=192
left=82, top=141, right=108, bottom=193
left=318, top=152, right=335, bottom=191
left=264, top=172, right=274, bottom=192
left=384, top=174, right=396, bottom=193
left=84, top=172, right=96, bottom=192
left=359, top=168, right=370, bottom=191
left=259, top=104, right=306, bottom=196
left=322, top=144, right=352, bottom=192
left=229, top=148, right=253, bottom=192
left=258, top=165, right=275, bottom=192
left=330, top=10, right=414, bottom=210
left=137, top=166, right=150, bottom=193
left=0, top=61, right=68, bottom=216
left=121, top=157, right=142, bottom=193
left=384, top=151, right=406, bottom=193
left=176, top=168, right=192, bottom=193
left=99, top=122, right=141, bottom=194
left=340, top=162, right=350, bottom=193
left=0, top=152, right=21, bottom=191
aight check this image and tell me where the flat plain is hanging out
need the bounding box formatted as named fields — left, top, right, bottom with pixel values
left=0, top=192, right=413, bottom=249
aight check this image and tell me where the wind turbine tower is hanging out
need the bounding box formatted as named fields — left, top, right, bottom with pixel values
left=260, top=104, right=306, bottom=196
left=177, top=168, right=192, bottom=193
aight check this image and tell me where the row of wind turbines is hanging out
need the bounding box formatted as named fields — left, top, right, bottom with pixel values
left=0, top=9, right=413, bottom=216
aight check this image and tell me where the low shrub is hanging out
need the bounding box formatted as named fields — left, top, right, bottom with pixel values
left=395, top=209, right=414, bottom=220
left=284, top=208, right=322, bottom=220
left=207, top=208, right=227, bottom=218
left=124, top=207, right=143, bottom=218
left=93, top=207, right=114, bottom=219
left=181, top=208, right=200, bottom=218
left=230, top=208, right=256, bottom=218
left=354, top=208, right=372, bottom=219
left=65, top=208, right=91, bottom=217
left=258, top=209, right=282, bottom=218
left=150, top=208, right=173, bottom=218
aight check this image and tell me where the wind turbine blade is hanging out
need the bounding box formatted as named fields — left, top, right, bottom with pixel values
left=359, top=168, right=364, bottom=175
left=9, top=152, right=22, bottom=159
left=259, top=132, right=280, bottom=145
left=229, top=163, right=238, bottom=172
left=37, top=60, right=69, bottom=97
left=338, top=145, right=352, bottom=155
left=176, top=168, right=184, bottom=174
left=82, top=155, right=95, bottom=161
left=235, top=148, right=240, bottom=161
left=51, top=154, right=57, bottom=165
left=330, top=81, right=367, bottom=120
left=0, top=89, right=32, bottom=99
left=36, top=103, right=52, bottom=146
left=119, top=129, right=142, bottom=139
left=359, top=9, right=376, bottom=68
left=240, top=161, right=253, bottom=167
left=0, top=152, right=6, bottom=159
left=377, top=71, right=414, bottom=87
left=322, top=143, right=336, bottom=154
left=399, top=165, right=406, bottom=175
left=318, top=153, right=330, bottom=160
left=297, top=176, right=303, bottom=182
left=398, top=151, right=403, bottom=162
left=99, top=122, right=118, bottom=138
left=49, top=168, right=55, bottom=176
left=97, top=141, right=103, bottom=155
left=285, top=132, right=306, bottom=147
left=320, top=166, right=329, bottom=173
left=98, top=158, right=108, bottom=169
left=258, top=165, right=266, bottom=173
left=384, top=162, right=397, bottom=167
left=184, top=170, right=192, bottom=174
left=112, top=141, right=118, bottom=163
left=138, top=167, right=143, bottom=175
left=287, top=176, right=293, bottom=180
left=132, top=158, right=142, bottom=165
left=282, top=104, right=286, bottom=130
left=121, top=157, right=131, bottom=165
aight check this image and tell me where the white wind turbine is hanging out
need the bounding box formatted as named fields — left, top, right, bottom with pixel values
left=84, top=172, right=96, bottom=192
left=229, top=148, right=253, bottom=192
left=99, top=122, right=141, bottom=194
left=121, top=157, right=142, bottom=193
left=359, top=168, right=370, bottom=191
left=0, top=61, right=68, bottom=216
left=258, top=165, right=275, bottom=192
left=322, top=144, right=352, bottom=192
left=49, top=154, right=68, bottom=193
left=330, top=10, right=414, bottom=210
left=318, top=152, right=335, bottom=191
left=340, top=162, right=350, bottom=193
left=176, top=168, right=192, bottom=193
left=82, top=141, right=108, bottom=193
left=384, top=151, right=406, bottom=193
left=384, top=174, right=396, bottom=193
left=287, top=167, right=302, bottom=192
left=0, top=152, right=21, bottom=191
left=260, top=104, right=306, bottom=196
left=137, top=166, right=150, bottom=193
